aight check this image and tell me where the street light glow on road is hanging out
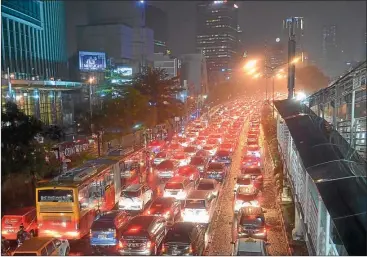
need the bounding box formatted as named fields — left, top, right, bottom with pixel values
left=244, top=59, right=257, bottom=70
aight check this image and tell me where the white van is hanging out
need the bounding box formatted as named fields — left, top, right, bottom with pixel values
left=182, top=190, right=216, bottom=224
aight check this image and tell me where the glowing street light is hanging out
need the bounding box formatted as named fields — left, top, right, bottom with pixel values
left=88, top=77, right=95, bottom=83
left=295, top=91, right=307, bottom=101
left=253, top=73, right=261, bottom=79
left=291, top=57, right=300, bottom=64
left=244, top=60, right=257, bottom=70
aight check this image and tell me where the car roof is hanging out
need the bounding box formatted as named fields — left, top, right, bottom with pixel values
left=95, top=210, right=122, bottom=221
left=237, top=238, right=265, bottom=253
left=240, top=206, right=263, bottom=216
left=128, top=215, right=157, bottom=228
left=187, top=190, right=210, bottom=199
left=199, top=178, right=216, bottom=184
left=14, top=238, right=53, bottom=252
left=124, top=184, right=143, bottom=192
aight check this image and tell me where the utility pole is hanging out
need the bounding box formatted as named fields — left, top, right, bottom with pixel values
left=284, top=17, right=303, bottom=99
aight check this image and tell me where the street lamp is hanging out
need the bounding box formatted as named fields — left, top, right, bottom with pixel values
left=88, top=76, right=95, bottom=132
left=243, top=59, right=257, bottom=70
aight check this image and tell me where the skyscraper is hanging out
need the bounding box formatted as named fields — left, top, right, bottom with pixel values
left=196, top=1, right=239, bottom=86
left=1, top=0, right=68, bottom=80
left=322, top=25, right=340, bottom=78
left=146, top=5, right=168, bottom=54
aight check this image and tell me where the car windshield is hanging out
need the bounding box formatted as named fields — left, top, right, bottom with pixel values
left=237, top=251, right=262, bottom=256
left=157, top=161, right=174, bottom=170
left=165, top=183, right=183, bottom=190
left=237, top=178, right=252, bottom=185
left=184, top=199, right=206, bottom=209
left=156, top=152, right=167, bottom=158
left=208, top=163, right=224, bottom=170
left=240, top=216, right=264, bottom=227
left=197, top=182, right=214, bottom=190
left=190, top=157, right=204, bottom=165
left=122, top=190, right=140, bottom=198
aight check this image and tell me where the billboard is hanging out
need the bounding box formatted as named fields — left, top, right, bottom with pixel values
left=113, top=67, right=133, bottom=77
left=79, top=51, right=106, bottom=71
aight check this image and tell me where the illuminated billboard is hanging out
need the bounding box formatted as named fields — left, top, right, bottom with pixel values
left=114, top=67, right=133, bottom=77
left=79, top=51, right=106, bottom=71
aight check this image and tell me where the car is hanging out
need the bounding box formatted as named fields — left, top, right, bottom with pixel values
left=240, top=167, right=263, bottom=188
left=195, top=149, right=211, bottom=158
left=119, top=184, right=153, bottom=211
left=161, top=222, right=207, bottom=256
left=163, top=176, right=195, bottom=200
left=202, top=145, right=217, bottom=156
left=145, top=197, right=181, bottom=226
left=219, top=143, right=235, bottom=153
left=196, top=178, right=220, bottom=198
left=182, top=190, right=215, bottom=224
left=12, top=238, right=70, bottom=256
left=234, top=175, right=258, bottom=193
left=90, top=211, right=131, bottom=252
left=237, top=206, right=267, bottom=240
left=245, top=145, right=261, bottom=158
left=205, top=162, right=227, bottom=182
left=118, top=216, right=166, bottom=255
left=231, top=238, right=269, bottom=256
left=176, top=165, right=201, bottom=184
left=241, top=156, right=261, bottom=168
left=189, top=156, right=209, bottom=173
left=212, top=150, right=232, bottom=165
left=234, top=187, right=260, bottom=213
left=177, top=138, right=189, bottom=147
left=197, top=136, right=207, bottom=145
left=156, top=160, right=178, bottom=179
left=153, top=151, right=170, bottom=166
left=183, top=146, right=198, bottom=157
left=171, top=152, right=191, bottom=166
left=247, top=134, right=259, bottom=144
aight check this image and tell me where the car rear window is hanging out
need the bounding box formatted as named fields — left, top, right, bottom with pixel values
left=242, top=168, right=261, bottom=174
left=208, top=163, right=224, bottom=170
left=184, top=199, right=206, bottom=209
left=13, top=253, right=38, bottom=256
left=91, top=220, right=115, bottom=231
left=165, top=183, right=184, bottom=190
left=122, top=190, right=140, bottom=198
left=190, top=157, right=204, bottom=165
left=237, top=178, right=252, bottom=185
left=156, top=152, right=167, bottom=158
left=184, top=147, right=196, bottom=152
left=197, top=183, right=214, bottom=190
left=240, top=216, right=264, bottom=227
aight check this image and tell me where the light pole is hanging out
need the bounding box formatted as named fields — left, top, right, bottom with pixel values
left=88, top=76, right=95, bottom=131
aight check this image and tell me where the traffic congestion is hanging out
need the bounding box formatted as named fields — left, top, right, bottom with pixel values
left=1, top=98, right=286, bottom=256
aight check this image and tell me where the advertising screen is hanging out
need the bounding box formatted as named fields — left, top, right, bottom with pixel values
left=114, top=67, right=133, bottom=77
left=79, top=51, right=106, bottom=71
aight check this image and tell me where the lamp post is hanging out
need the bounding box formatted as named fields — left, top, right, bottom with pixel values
left=88, top=76, right=95, bottom=132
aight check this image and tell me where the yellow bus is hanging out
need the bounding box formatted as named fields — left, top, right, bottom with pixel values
left=36, top=158, right=122, bottom=239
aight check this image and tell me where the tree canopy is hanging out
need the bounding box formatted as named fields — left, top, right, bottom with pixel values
left=1, top=102, right=59, bottom=181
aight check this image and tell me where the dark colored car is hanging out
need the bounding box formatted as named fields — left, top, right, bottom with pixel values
left=118, top=216, right=166, bottom=255
left=189, top=156, right=209, bottom=173
left=212, top=150, right=232, bottom=165
left=90, top=211, right=131, bottom=253
left=237, top=207, right=267, bottom=240
left=146, top=197, right=181, bottom=226
left=161, top=222, right=207, bottom=256
left=205, top=162, right=226, bottom=182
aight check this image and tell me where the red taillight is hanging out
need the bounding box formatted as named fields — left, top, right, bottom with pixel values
left=146, top=241, right=153, bottom=248
left=147, top=210, right=151, bottom=215
left=189, top=245, right=193, bottom=253
left=258, top=175, right=263, bottom=179
left=162, top=244, right=166, bottom=252
left=119, top=240, right=125, bottom=248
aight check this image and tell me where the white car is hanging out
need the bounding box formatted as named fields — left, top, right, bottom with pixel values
left=182, top=190, right=215, bottom=224
left=234, top=187, right=259, bottom=213
left=153, top=151, right=169, bottom=165
left=231, top=238, right=268, bottom=256
left=119, top=184, right=153, bottom=211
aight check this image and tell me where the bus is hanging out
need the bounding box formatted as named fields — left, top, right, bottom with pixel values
left=36, top=158, right=123, bottom=239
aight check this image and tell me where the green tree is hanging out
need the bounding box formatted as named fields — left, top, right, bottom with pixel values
left=133, top=67, right=183, bottom=124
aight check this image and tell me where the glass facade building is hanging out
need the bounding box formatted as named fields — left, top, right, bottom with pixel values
left=196, top=1, right=239, bottom=85
left=1, top=0, right=68, bottom=80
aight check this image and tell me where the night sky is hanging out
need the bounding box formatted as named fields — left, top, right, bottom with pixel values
left=152, top=1, right=366, bottom=61
left=66, top=1, right=366, bottom=63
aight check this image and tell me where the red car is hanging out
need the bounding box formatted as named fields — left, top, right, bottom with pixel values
left=241, top=156, right=261, bottom=168
left=1, top=207, right=38, bottom=240
left=240, top=167, right=263, bottom=188
left=176, top=165, right=200, bottom=183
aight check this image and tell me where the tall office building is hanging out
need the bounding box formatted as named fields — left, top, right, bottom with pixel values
left=196, top=1, right=239, bottom=86
left=321, top=25, right=341, bottom=78
left=146, top=5, right=169, bottom=54
left=265, top=38, right=287, bottom=71
left=1, top=0, right=68, bottom=80
left=282, top=17, right=304, bottom=56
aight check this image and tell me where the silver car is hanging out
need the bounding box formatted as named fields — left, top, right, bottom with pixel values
left=196, top=178, right=220, bottom=198
left=231, top=238, right=269, bottom=256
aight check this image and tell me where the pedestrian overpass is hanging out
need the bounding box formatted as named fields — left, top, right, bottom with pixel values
left=273, top=99, right=367, bottom=256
